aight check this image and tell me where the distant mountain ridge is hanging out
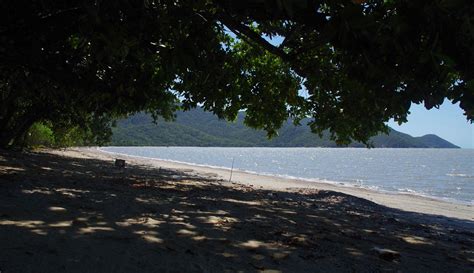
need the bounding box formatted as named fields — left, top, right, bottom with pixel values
left=110, top=108, right=459, bottom=148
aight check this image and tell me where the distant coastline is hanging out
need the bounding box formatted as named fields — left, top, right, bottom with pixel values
left=110, top=109, right=460, bottom=148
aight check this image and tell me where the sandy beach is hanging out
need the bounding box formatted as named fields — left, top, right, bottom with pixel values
left=1, top=147, right=473, bottom=272
left=96, top=148, right=474, bottom=222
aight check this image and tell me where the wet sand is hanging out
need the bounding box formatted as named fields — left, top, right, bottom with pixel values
left=0, top=147, right=473, bottom=272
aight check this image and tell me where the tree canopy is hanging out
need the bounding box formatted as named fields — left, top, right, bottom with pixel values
left=1, top=0, right=473, bottom=148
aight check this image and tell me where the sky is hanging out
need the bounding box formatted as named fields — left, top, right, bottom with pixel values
left=387, top=101, right=473, bottom=149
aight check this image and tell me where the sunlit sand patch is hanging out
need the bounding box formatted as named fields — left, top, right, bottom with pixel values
left=213, top=210, right=229, bottom=215
left=306, top=214, right=326, bottom=221
left=279, top=209, right=297, bottom=215
left=49, top=221, right=73, bottom=228
left=78, top=226, right=115, bottom=234
left=401, top=235, right=432, bottom=245
left=134, top=230, right=157, bottom=236
left=116, top=218, right=141, bottom=227
left=116, top=217, right=163, bottom=228
left=0, top=220, right=44, bottom=228
left=321, top=195, right=346, bottom=204
left=238, top=240, right=274, bottom=250
left=198, top=196, right=218, bottom=202
left=143, top=217, right=164, bottom=226
left=49, top=206, right=67, bottom=212
left=159, top=184, right=178, bottom=190
left=135, top=231, right=164, bottom=244
left=135, top=197, right=164, bottom=204
left=361, top=229, right=378, bottom=235
left=21, top=189, right=53, bottom=195
left=346, top=210, right=371, bottom=218
left=0, top=166, right=25, bottom=172
left=176, top=229, right=198, bottom=236
left=271, top=252, right=290, bottom=261
left=197, top=215, right=239, bottom=229
left=170, top=209, right=185, bottom=214
left=31, top=229, right=48, bottom=235
left=286, top=235, right=310, bottom=247
left=54, top=188, right=90, bottom=198
left=221, top=198, right=261, bottom=206
left=170, top=215, right=185, bottom=221
left=60, top=192, right=77, bottom=198
left=192, top=235, right=207, bottom=241
left=221, top=252, right=237, bottom=258
left=142, top=234, right=164, bottom=244
left=188, top=209, right=230, bottom=216
left=172, top=222, right=196, bottom=230
left=345, top=247, right=363, bottom=256
left=180, top=180, right=206, bottom=186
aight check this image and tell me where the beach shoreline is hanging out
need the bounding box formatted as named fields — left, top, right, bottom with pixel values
left=1, top=147, right=474, bottom=272
left=91, top=147, right=473, bottom=222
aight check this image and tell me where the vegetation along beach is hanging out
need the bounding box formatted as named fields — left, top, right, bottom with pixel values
left=1, top=0, right=474, bottom=272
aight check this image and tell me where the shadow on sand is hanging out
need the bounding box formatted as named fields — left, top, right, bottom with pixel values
left=0, top=149, right=473, bottom=272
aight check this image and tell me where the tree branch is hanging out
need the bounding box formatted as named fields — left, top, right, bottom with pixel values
left=279, top=24, right=303, bottom=50
left=218, top=15, right=290, bottom=62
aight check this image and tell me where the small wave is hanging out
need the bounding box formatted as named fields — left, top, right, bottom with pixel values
left=397, top=188, right=422, bottom=194
left=392, top=188, right=474, bottom=205
left=446, top=173, right=473, bottom=178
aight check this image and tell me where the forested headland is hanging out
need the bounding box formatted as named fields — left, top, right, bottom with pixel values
left=111, top=109, right=459, bottom=148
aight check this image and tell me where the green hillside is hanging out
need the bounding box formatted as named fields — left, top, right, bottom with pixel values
left=110, top=109, right=459, bottom=148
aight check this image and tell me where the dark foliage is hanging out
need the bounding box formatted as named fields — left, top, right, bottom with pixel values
left=1, top=0, right=473, bottom=148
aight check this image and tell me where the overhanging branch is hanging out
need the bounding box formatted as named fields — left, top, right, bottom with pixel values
left=218, top=16, right=290, bottom=62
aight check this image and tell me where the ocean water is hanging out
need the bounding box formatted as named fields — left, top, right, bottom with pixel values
left=100, top=147, right=474, bottom=204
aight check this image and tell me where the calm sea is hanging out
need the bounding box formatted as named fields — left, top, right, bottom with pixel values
left=100, top=147, right=474, bottom=204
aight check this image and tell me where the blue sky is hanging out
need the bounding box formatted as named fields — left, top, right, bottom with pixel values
left=387, top=101, right=473, bottom=148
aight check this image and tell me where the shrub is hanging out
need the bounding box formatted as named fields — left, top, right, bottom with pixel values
left=24, top=122, right=55, bottom=147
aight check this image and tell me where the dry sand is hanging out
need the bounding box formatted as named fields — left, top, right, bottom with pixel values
left=0, top=147, right=473, bottom=273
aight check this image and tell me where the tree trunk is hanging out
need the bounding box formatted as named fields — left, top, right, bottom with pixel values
left=0, top=111, right=38, bottom=148
left=9, top=118, right=37, bottom=147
